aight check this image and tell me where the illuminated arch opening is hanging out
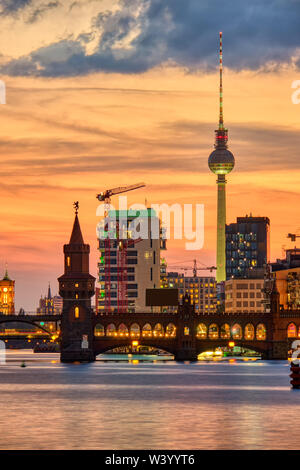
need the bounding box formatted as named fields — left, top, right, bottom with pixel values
left=208, top=323, right=219, bottom=339
left=288, top=323, right=297, bottom=338
left=232, top=323, right=242, bottom=340
left=196, top=323, right=207, bottom=339
left=166, top=323, right=176, bottom=338
left=130, top=323, right=140, bottom=338
left=142, top=323, right=152, bottom=338
left=220, top=323, right=230, bottom=339
left=153, top=323, right=164, bottom=338
left=118, top=323, right=129, bottom=337
left=245, top=323, right=255, bottom=340
left=256, top=323, right=266, bottom=341
left=94, top=323, right=105, bottom=337
left=106, top=323, right=117, bottom=337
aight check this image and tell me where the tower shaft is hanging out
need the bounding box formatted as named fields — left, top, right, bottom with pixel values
left=216, top=174, right=226, bottom=283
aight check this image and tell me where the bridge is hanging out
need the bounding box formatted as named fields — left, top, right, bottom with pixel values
left=3, top=211, right=298, bottom=363
left=1, top=302, right=299, bottom=360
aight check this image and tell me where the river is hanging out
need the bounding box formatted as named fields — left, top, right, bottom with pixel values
left=0, top=350, right=298, bottom=450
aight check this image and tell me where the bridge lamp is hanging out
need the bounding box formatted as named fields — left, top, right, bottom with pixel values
left=228, top=341, right=235, bottom=348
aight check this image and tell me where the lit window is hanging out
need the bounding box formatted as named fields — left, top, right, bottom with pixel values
left=67, top=256, right=71, bottom=267
left=75, top=307, right=79, bottom=319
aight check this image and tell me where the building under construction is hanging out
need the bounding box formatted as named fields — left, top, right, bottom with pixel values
left=96, top=208, right=166, bottom=313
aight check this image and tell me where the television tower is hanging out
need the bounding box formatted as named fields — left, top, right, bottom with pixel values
left=208, top=32, right=235, bottom=283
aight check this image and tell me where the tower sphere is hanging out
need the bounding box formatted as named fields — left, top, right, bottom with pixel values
left=208, top=147, right=235, bottom=175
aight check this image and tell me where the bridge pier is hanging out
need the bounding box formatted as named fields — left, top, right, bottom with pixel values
left=60, top=340, right=95, bottom=363
left=174, top=349, right=198, bottom=362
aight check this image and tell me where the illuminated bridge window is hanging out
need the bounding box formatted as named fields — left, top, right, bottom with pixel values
left=245, top=323, right=255, bottom=340
left=287, top=323, right=297, bottom=338
left=232, top=324, right=242, bottom=340
left=220, top=323, right=230, bottom=339
left=130, top=323, right=140, bottom=338
left=256, top=323, right=266, bottom=341
left=196, top=323, right=207, bottom=339
left=94, top=324, right=105, bottom=337
left=208, top=324, right=219, bottom=339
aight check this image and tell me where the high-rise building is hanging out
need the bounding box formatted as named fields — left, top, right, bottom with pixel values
left=96, top=208, right=166, bottom=313
left=208, top=32, right=235, bottom=283
left=160, top=271, right=217, bottom=313
left=0, top=268, right=15, bottom=314
left=226, top=215, right=270, bottom=279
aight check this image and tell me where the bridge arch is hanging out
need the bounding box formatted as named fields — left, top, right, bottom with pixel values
left=153, top=323, right=164, bottom=338
left=118, top=323, right=129, bottom=337
left=142, top=323, right=152, bottom=338
left=287, top=323, right=297, bottom=338
left=208, top=323, right=219, bottom=339
left=245, top=323, right=255, bottom=340
left=232, top=323, right=242, bottom=340
left=130, top=323, right=140, bottom=338
left=196, top=323, right=207, bottom=339
left=94, top=323, right=105, bottom=337
left=106, top=323, right=117, bottom=336
left=166, top=323, right=176, bottom=337
left=220, top=323, right=230, bottom=339
left=0, top=318, right=53, bottom=335
left=256, top=323, right=267, bottom=341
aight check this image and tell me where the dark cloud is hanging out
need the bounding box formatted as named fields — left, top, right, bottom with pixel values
left=0, top=0, right=32, bottom=15
left=2, top=0, right=300, bottom=76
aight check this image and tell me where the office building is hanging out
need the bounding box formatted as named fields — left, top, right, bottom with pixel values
left=226, top=215, right=270, bottom=279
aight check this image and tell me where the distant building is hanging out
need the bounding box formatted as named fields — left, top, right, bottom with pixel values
left=160, top=271, right=217, bottom=313
left=0, top=268, right=15, bottom=314
left=273, top=268, right=300, bottom=310
left=96, top=208, right=166, bottom=313
left=271, top=248, right=300, bottom=271
left=226, top=215, right=270, bottom=279
left=225, top=278, right=264, bottom=314
left=270, top=248, right=300, bottom=310
left=37, top=284, right=63, bottom=314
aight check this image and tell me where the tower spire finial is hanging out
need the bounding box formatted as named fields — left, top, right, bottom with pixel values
left=73, top=201, right=79, bottom=215
left=219, top=31, right=224, bottom=130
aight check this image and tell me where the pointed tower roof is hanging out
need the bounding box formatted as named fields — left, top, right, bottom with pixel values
left=69, top=214, right=84, bottom=244
left=3, top=263, right=11, bottom=281
left=47, top=282, right=52, bottom=299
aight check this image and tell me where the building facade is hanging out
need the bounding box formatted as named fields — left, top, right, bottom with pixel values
left=160, top=272, right=217, bottom=313
left=225, top=278, right=264, bottom=314
left=226, top=215, right=270, bottom=279
left=0, top=268, right=15, bottom=315
left=96, top=208, right=166, bottom=313
left=37, top=284, right=63, bottom=315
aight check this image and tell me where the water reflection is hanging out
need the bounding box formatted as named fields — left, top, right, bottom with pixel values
left=0, top=351, right=299, bottom=450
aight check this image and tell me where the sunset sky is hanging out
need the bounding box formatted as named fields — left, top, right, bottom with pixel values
left=0, top=0, right=300, bottom=310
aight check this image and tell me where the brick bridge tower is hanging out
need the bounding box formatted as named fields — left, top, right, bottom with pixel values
left=175, top=294, right=198, bottom=361
left=58, top=203, right=96, bottom=362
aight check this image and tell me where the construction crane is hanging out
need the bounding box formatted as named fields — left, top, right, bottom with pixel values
left=96, top=183, right=146, bottom=203
left=96, top=182, right=146, bottom=313
left=168, top=259, right=216, bottom=277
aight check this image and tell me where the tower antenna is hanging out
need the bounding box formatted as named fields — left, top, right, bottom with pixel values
left=219, top=31, right=224, bottom=130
